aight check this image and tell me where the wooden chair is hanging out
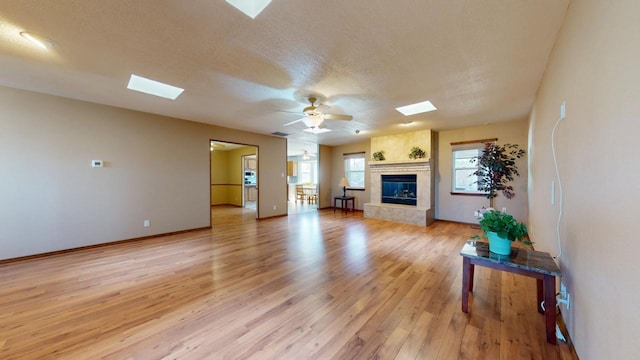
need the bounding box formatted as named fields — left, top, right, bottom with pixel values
left=307, top=185, right=318, bottom=204
left=295, top=185, right=306, bottom=203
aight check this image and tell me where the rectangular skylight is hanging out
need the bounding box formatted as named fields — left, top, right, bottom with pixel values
left=304, top=127, right=331, bottom=134
left=395, top=100, right=437, bottom=116
left=225, top=0, right=272, bottom=19
left=127, top=74, right=184, bottom=100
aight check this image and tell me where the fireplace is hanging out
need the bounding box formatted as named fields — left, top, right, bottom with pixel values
left=381, top=174, right=417, bottom=206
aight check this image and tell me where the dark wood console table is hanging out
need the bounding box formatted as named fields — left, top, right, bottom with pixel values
left=333, top=196, right=355, bottom=212
left=460, top=240, right=561, bottom=344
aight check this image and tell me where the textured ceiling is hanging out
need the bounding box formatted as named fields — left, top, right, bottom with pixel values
left=0, top=0, right=569, bottom=146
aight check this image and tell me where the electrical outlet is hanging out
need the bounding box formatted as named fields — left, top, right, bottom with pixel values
left=273, top=205, right=276, bottom=210
left=143, top=220, right=150, bottom=227
left=558, top=282, right=570, bottom=309
left=560, top=100, right=566, bottom=120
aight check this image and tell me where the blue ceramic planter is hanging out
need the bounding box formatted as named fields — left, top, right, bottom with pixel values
left=487, top=231, right=512, bottom=255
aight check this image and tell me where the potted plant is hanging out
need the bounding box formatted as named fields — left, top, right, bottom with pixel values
left=471, top=142, right=525, bottom=208
left=372, top=150, right=385, bottom=161
left=475, top=210, right=530, bottom=255
left=408, top=146, right=426, bottom=159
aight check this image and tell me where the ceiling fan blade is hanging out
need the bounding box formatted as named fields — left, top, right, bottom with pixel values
left=323, top=113, right=353, bottom=121
left=275, top=109, right=301, bottom=114
left=315, top=104, right=330, bottom=112
left=283, top=117, right=306, bottom=126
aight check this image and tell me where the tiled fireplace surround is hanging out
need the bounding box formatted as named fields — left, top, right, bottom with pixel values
left=364, top=159, right=434, bottom=226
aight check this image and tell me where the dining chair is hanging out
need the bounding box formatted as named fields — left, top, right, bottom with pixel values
left=295, top=184, right=306, bottom=203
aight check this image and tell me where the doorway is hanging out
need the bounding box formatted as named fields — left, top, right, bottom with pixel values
left=242, top=154, right=257, bottom=209
left=210, top=140, right=259, bottom=219
left=287, top=140, right=318, bottom=214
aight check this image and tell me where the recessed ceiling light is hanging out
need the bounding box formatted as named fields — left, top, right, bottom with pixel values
left=225, top=0, right=272, bottom=19
left=127, top=74, right=184, bottom=100
left=304, top=127, right=331, bottom=134
left=395, top=100, right=437, bottom=116
left=401, top=121, right=414, bottom=126
left=19, top=32, right=56, bottom=49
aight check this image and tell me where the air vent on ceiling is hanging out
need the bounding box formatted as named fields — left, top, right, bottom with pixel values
left=271, top=131, right=289, bottom=137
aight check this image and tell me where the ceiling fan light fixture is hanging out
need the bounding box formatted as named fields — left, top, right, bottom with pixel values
left=396, top=100, right=437, bottom=116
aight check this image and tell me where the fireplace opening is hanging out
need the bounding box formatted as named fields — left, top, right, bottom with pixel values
left=381, top=174, right=417, bottom=206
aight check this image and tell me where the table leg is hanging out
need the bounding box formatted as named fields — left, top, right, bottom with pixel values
left=536, top=279, right=544, bottom=314
left=461, top=257, right=472, bottom=312
left=544, top=274, right=557, bottom=344
left=469, top=262, right=475, bottom=291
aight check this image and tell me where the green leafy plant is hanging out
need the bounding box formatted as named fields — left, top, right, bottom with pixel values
left=474, top=210, right=530, bottom=244
left=408, top=146, right=426, bottom=159
left=471, top=142, right=525, bottom=207
left=372, top=150, right=385, bottom=161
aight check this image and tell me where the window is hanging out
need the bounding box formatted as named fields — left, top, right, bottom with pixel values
left=451, top=140, right=494, bottom=194
left=299, top=160, right=317, bottom=184
left=344, top=152, right=365, bottom=189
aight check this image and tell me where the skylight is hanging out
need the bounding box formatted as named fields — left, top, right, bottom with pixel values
left=395, top=100, right=437, bottom=116
left=127, top=74, right=184, bottom=100
left=225, top=0, right=272, bottom=19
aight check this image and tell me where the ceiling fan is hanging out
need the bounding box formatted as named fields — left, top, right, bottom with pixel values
left=283, top=96, right=353, bottom=129
left=302, top=150, right=316, bottom=160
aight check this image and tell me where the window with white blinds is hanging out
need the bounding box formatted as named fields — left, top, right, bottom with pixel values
left=343, top=152, right=366, bottom=189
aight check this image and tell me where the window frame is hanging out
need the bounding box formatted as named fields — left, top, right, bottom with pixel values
left=298, top=159, right=318, bottom=184
left=451, top=141, right=493, bottom=196
left=343, top=152, right=366, bottom=190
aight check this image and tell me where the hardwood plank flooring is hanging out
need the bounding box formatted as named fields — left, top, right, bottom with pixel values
left=0, top=206, right=577, bottom=359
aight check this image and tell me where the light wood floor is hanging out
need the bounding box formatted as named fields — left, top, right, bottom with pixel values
left=0, top=206, right=576, bottom=359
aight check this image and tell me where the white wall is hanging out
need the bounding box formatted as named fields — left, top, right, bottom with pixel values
left=436, top=120, right=529, bottom=223
left=0, top=86, right=287, bottom=260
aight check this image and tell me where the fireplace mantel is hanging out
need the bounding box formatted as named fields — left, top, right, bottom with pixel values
left=369, top=158, right=430, bottom=167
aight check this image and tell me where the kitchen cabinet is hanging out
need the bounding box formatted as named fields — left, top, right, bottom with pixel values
left=246, top=186, right=257, bottom=202
left=287, top=160, right=297, bottom=176
left=246, top=158, right=257, bottom=170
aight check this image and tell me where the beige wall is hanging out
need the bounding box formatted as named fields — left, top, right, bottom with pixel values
left=528, top=0, right=640, bottom=358
left=318, top=145, right=332, bottom=209
left=371, top=129, right=431, bottom=161
left=436, top=120, right=529, bottom=223
left=330, top=141, right=371, bottom=210
left=0, top=86, right=287, bottom=260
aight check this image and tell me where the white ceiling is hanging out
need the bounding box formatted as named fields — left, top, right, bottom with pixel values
left=0, top=1, right=569, bottom=146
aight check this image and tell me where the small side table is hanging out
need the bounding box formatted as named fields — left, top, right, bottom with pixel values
left=460, top=240, right=561, bottom=344
left=333, top=196, right=355, bottom=212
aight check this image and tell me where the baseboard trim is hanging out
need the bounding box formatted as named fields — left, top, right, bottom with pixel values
left=556, top=310, right=580, bottom=358
left=0, top=226, right=212, bottom=265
